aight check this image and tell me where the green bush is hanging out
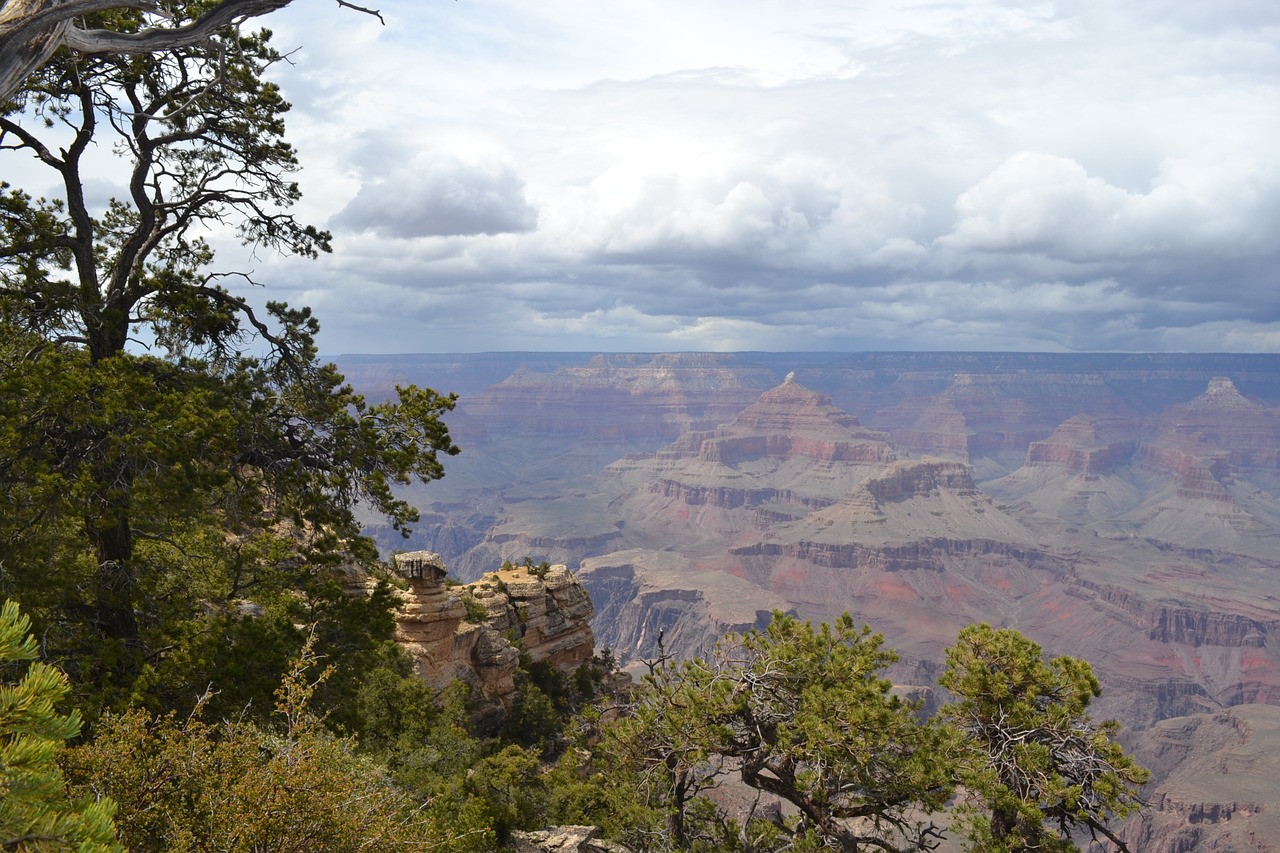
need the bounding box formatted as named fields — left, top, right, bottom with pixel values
left=462, top=595, right=489, bottom=624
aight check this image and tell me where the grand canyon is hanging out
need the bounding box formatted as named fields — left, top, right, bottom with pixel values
left=340, top=351, right=1280, bottom=851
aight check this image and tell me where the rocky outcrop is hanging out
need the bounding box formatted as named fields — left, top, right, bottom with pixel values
left=470, top=563, right=597, bottom=672
left=511, top=826, right=633, bottom=852
left=391, top=552, right=595, bottom=723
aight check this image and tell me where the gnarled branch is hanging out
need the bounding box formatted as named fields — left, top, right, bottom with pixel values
left=0, top=0, right=382, bottom=103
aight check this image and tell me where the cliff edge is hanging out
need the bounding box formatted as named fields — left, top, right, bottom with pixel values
left=391, top=551, right=596, bottom=724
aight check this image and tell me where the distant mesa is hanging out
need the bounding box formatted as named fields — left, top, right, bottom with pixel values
left=692, top=377, right=897, bottom=465
left=1025, top=414, right=1137, bottom=477
left=604, top=377, right=898, bottom=514
left=1197, top=376, right=1261, bottom=409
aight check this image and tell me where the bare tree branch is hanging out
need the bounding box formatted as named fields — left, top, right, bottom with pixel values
left=0, top=0, right=383, bottom=103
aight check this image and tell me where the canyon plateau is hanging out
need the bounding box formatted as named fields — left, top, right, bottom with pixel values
left=340, top=351, right=1280, bottom=851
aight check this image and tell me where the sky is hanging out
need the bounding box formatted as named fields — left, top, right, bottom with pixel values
left=15, top=0, right=1280, bottom=354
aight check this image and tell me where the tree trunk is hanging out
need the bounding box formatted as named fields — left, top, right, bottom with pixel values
left=0, top=0, right=65, bottom=101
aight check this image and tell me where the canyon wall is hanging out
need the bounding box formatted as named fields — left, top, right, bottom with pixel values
left=340, top=352, right=1280, bottom=852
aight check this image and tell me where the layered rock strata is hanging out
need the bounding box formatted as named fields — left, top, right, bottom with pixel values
left=1116, top=704, right=1280, bottom=852
left=391, top=551, right=595, bottom=721
left=605, top=375, right=897, bottom=512
left=462, top=353, right=778, bottom=443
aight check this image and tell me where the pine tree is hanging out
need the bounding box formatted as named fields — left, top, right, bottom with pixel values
left=0, top=599, right=120, bottom=851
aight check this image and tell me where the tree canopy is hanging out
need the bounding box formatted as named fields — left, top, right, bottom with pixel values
left=590, top=614, right=954, bottom=853
left=939, top=624, right=1149, bottom=852
left=0, top=1, right=457, bottom=711
left=569, top=614, right=1147, bottom=853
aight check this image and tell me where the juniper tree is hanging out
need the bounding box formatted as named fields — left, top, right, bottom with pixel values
left=939, top=624, right=1148, bottom=853
left=595, top=613, right=953, bottom=853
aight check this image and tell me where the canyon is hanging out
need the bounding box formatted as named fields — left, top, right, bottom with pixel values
left=340, top=351, right=1280, bottom=851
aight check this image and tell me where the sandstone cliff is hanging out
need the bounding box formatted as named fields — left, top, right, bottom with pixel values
left=390, top=551, right=596, bottom=724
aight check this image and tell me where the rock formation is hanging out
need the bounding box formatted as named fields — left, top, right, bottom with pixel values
left=339, top=353, right=1280, bottom=852
left=462, top=352, right=778, bottom=443
left=391, top=551, right=596, bottom=725
left=1115, top=703, right=1280, bottom=852
left=511, top=826, right=633, bottom=853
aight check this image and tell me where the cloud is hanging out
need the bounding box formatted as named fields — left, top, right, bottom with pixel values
left=940, top=152, right=1280, bottom=266
left=211, top=0, right=1280, bottom=354
left=332, top=155, right=538, bottom=238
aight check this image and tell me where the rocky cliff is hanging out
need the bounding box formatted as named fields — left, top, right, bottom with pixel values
left=391, top=551, right=596, bottom=725
left=461, top=353, right=777, bottom=443
left=1113, top=704, right=1280, bottom=852
left=344, top=353, right=1280, bottom=853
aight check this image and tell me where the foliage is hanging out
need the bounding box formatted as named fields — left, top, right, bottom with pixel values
left=501, top=672, right=563, bottom=754
left=588, top=651, right=735, bottom=851
left=939, top=624, right=1149, bottom=853
left=0, top=599, right=120, bottom=852
left=2, top=7, right=330, bottom=361
left=461, top=593, right=489, bottom=624
left=725, top=613, right=954, bottom=852
left=349, top=664, right=567, bottom=851
left=589, top=612, right=953, bottom=852
left=0, top=330, right=456, bottom=713
left=501, top=652, right=611, bottom=754
left=62, top=632, right=455, bottom=852
left=0, top=0, right=458, bottom=711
